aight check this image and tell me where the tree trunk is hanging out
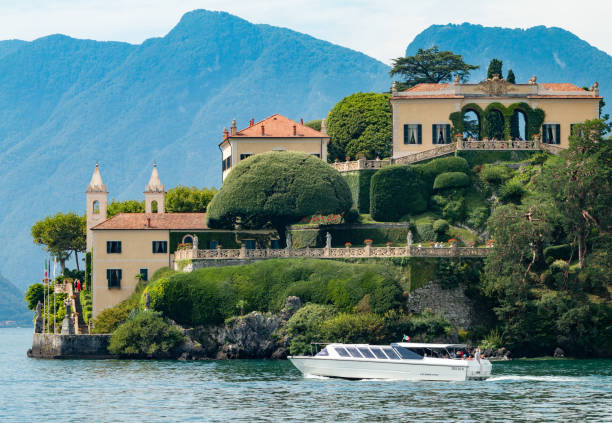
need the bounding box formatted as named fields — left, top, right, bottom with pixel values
left=74, top=250, right=80, bottom=272
left=59, top=259, right=66, bottom=274
left=272, top=221, right=288, bottom=249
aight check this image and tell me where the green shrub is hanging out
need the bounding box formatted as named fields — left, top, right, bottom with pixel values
left=480, top=165, right=511, bottom=185
left=442, top=197, right=466, bottom=223
left=344, top=208, right=360, bottom=224
left=417, top=156, right=469, bottom=185
left=543, top=244, right=573, bottom=262
left=25, top=283, right=44, bottom=310
left=108, top=311, right=184, bottom=358
left=480, top=328, right=503, bottom=350
left=382, top=310, right=452, bottom=343
left=500, top=180, right=525, bottom=204
left=432, top=219, right=449, bottom=235
left=433, top=172, right=470, bottom=190
left=369, top=165, right=428, bottom=221
left=416, top=223, right=435, bottom=242
left=467, top=206, right=490, bottom=229
left=341, top=170, right=377, bottom=213
left=92, top=282, right=148, bottom=333
left=319, top=313, right=386, bottom=344
left=151, top=267, right=177, bottom=282
left=287, top=303, right=337, bottom=355
left=85, top=252, right=92, bottom=290
left=369, top=279, right=404, bottom=315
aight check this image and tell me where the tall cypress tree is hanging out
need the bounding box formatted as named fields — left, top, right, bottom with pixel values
left=487, top=59, right=503, bottom=79
left=506, top=69, right=516, bottom=83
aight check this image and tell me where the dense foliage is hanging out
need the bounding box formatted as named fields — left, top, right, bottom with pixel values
left=165, top=186, right=217, bottom=212
left=31, top=212, right=86, bottom=272
left=487, top=58, right=503, bottom=78
left=107, top=200, right=144, bottom=217
left=326, top=92, right=392, bottom=161
left=207, top=152, right=352, bottom=247
left=390, top=46, right=479, bottom=90
left=433, top=172, right=470, bottom=190
left=369, top=165, right=428, bottom=221
left=108, top=311, right=184, bottom=358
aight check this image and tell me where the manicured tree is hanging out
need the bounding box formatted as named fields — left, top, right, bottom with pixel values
left=369, top=165, right=428, bottom=221
left=165, top=186, right=217, bottom=212
left=326, top=92, right=392, bottom=161
left=390, top=46, right=479, bottom=90
left=206, top=152, right=352, bottom=247
left=506, top=69, right=516, bottom=84
left=487, top=58, right=503, bottom=79
left=31, top=212, right=86, bottom=272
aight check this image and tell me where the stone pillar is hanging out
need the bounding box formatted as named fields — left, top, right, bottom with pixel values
left=61, top=299, right=75, bottom=335
left=240, top=244, right=246, bottom=259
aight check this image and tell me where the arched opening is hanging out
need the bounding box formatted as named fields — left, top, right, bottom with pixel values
left=462, top=110, right=480, bottom=140
left=485, top=109, right=505, bottom=140
left=151, top=200, right=158, bottom=213
left=93, top=200, right=100, bottom=214
left=510, top=109, right=527, bottom=140
left=182, top=235, right=193, bottom=245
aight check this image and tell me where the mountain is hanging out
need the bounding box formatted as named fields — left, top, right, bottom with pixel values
left=406, top=23, right=612, bottom=109
left=0, top=10, right=391, bottom=291
left=0, top=273, right=31, bottom=325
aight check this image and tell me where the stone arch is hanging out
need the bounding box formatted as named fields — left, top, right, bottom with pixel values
left=182, top=234, right=194, bottom=245
left=92, top=200, right=100, bottom=214
left=151, top=200, right=158, bottom=213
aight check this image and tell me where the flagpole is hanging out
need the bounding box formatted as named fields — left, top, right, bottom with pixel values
left=43, top=259, right=46, bottom=334
left=53, top=256, right=56, bottom=334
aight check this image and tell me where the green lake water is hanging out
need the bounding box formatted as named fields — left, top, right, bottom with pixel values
left=1, top=328, right=610, bottom=422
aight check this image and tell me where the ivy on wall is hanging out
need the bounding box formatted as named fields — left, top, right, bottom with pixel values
left=449, top=102, right=545, bottom=140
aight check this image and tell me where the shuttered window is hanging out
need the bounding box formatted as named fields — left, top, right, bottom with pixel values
left=106, top=241, right=121, bottom=254
left=542, top=124, right=561, bottom=144
left=403, top=124, right=422, bottom=144
left=432, top=124, right=451, bottom=144
left=106, top=269, right=122, bottom=288
left=152, top=241, right=168, bottom=254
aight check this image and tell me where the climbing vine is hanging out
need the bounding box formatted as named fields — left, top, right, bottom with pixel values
left=449, top=102, right=545, bottom=140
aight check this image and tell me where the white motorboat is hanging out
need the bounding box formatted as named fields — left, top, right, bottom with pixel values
left=289, top=342, right=492, bottom=381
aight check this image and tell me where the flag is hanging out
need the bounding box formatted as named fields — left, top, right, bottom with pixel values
left=53, top=256, right=57, bottom=280
left=402, top=335, right=411, bottom=342
left=43, top=258, right=48, bottom=283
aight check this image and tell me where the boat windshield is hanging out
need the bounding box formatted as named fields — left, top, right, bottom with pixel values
left=315, top=347, right=329, bottom=357
left=381, top=347, right=400, bottom=360
left=358, top=347, right=375, bottom=359
left=370, top=347, right=388, bottom=359
left=346, top=347, right=363, bottom=358
left=392, top=346, right=423, bottom=360
left=334, top=347, right=351, bottom=358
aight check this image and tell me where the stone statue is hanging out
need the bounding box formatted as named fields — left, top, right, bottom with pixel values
left=528, top=75, right=537, bottom=85
left=61, top=298, right=75, bottom=335
left=64, top=298, right=71, bottom=317
left=286, top=233, right=292, bottom=250
left=325, top=232, right=332, bottom=249
left=391, top=81, right=398, bottom=93
left=192, top=235, right=198, bottom=250
left=453, top=74, right=460, bottom=84
left=407, top=230, right=413, bottom=246
left=34, top=301, right=43, bottom=333
left=145, top=292, right=151, bottom=310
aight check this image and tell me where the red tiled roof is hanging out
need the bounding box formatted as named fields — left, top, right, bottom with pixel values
left=539, top=83, right=585, bottom=91
left=92, top=213, right=208, bottom=230
left=392, top=94, right=463, bottom=99
left=403, top=83, right=451, bottom=92
left=232, top=114, right=328, bottom=138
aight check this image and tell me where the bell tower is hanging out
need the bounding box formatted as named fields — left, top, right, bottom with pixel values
left=86, top=164, right=108, bottom=251
left=145, top=164, right=165, bottom=214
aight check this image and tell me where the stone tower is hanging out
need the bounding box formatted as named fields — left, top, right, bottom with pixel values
left=145, top=164, right=165, bottom=214
left=86, top=164, right=108, bottom=251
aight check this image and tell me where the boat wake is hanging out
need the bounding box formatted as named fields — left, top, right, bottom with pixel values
left=304, top=374, right=331, bottom=380
left=487, top=375, right=584, bottom=382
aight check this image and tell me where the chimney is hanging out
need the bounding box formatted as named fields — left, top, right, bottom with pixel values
left=293, top=125, right=296, bottom=136
left=261, top=125, right=265, bottom=136
left=249, top=118, right=254, bottom=127
left=320, top=119, right=327, bottom=135
left=223, top=127, right=229, bottom=139
left=146, top=217, right=151, bottom=227
left=230, top=119, right=237, bottom=136
left=300, top=118, right=303, bottom=125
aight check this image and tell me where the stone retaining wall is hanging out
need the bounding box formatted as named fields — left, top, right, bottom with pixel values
left=28, top=333, right=113, bottom=359
left=407, top=282, right=475, bottom=329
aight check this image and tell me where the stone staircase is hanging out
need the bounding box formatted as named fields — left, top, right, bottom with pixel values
left=66, top=282, right=89, bottom=334
left=393, top=143, right=457, bottom=165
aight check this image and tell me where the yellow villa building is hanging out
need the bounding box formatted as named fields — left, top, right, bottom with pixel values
left=390, top=76, right=601, bottom=158
left=220, top=114, right=329, bottom=181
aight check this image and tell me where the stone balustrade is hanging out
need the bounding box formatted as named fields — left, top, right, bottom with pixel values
left=457, top=139, right=539, bottom=151
left=330, top=157, right=391, bottom=172
left=393, top=143, right=457, bottom=165
left=174, top=245, right=489, bottom=270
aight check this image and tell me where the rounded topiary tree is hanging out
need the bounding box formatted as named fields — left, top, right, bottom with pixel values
left=207, top=152, right=352, bottom=247
left=369, top=165, right=428, bottom=222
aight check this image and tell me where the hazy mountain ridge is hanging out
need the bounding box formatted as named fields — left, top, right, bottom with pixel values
left=0, top=273, right=30, bottom=324
left=406, top=23, right=612, bottom=104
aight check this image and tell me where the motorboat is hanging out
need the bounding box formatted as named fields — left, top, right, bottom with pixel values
left=288, top=342, right=492, bottom=381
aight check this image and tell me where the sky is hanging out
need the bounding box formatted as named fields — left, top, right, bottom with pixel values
left=0, top=0, right=611, bottom=64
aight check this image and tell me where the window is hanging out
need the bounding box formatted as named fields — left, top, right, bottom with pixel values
left=432, top=124, right=451, bottom=144
left=93, top=200, right=100, bottom=214
left=139, top=268, right=148, bottom=282
left=222, top=159, right=226, bottom=171
left=208, top=240, right=218, bottom=249
left=183, top=235, right=193, bottom=245
left=152, top=241, right=168, bottom=254
left=358, top=347, right=375, bottom=359
left=244, top=240, right=256, bottom=250
left=106, top=241, right=121, bottom=254
left=371, top=347, right=388, bottom=360
left=315, top=347, right=329, bottom=357
left=404, top=124, right=422, bottom=144
left=381, top=347, right=400, bottom=360
left=346, top=347, right=363, bottom=358
left=392, top=346, right=423, bottom=360
left=240, top=153, right=252, bottom=161
left=223, top=156, right=231, bottom=171
left=270, top=239, right=280, bottom=250
left=335, top=347, right=351, bottom=358
left=106, top=269, right=122, bottom=288
left=542, top=124, right=561, bottom=144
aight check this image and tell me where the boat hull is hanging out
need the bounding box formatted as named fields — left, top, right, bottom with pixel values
left=289, top=357, right=489, bottom=381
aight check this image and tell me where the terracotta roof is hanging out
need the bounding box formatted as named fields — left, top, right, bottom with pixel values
left=539, top=83, right=585, bottom=91
left=231, top=114, right=328, bottom=138
left=392, top=94, right=463, bottom=99
left=403, top=83, right=451, bottom=92
left=92, top=213, right=208, bottom=230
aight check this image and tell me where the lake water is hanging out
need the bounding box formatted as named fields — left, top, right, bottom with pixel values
left=1, top=328, right=611, bottom=422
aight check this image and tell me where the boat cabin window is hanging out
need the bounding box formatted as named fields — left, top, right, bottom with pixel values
left=346, top=347, right=363, bottom=358
left=392, top=346, right=423, bottom=360
left=381, top=347, right=400, bottom=360
left=315, top=347, right=329, bottom=357
left=370, top=347, right=388, bottom=359
left=334, top=347, right=351, bottom=358
left=358, top=347, right=375, bottom=359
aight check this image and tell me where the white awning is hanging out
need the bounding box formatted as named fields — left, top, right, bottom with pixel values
left=394, top=343, right=468, bottom=349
